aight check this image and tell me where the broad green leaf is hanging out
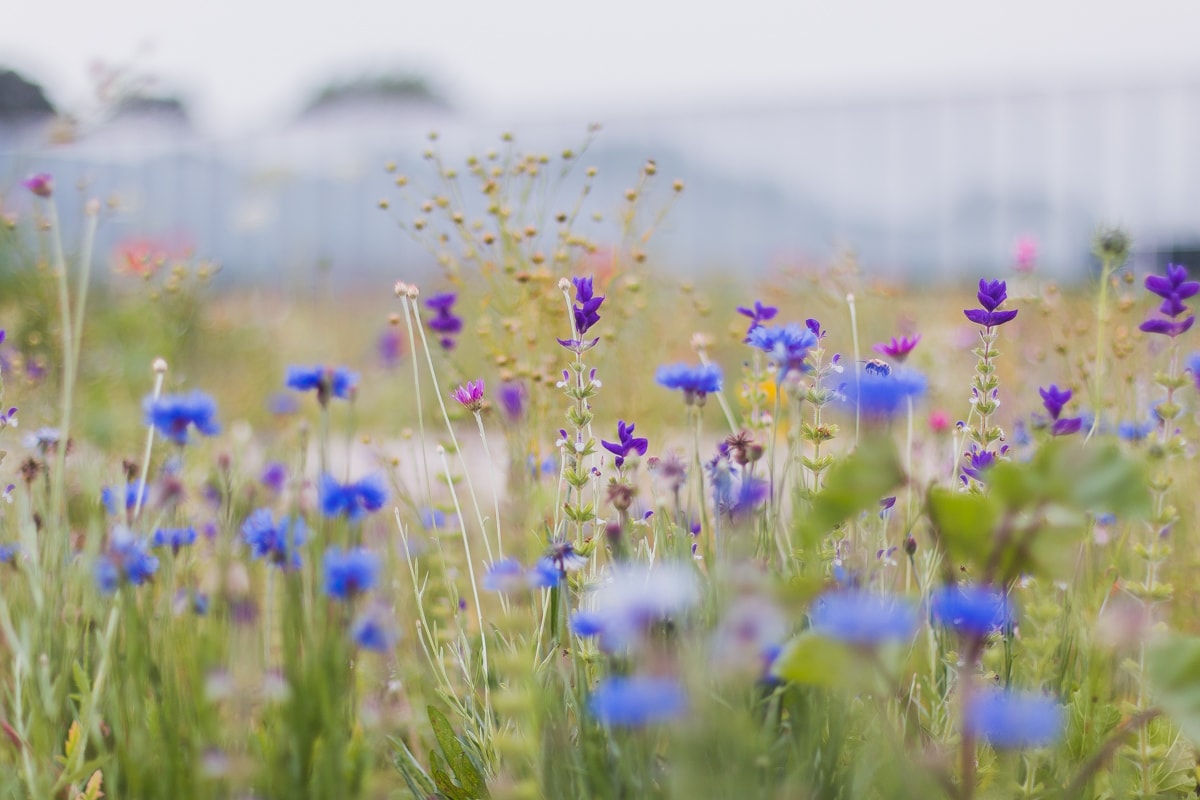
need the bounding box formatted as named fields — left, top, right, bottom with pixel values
left=428, top=705, right=490, bottom=798
left=798, top=439, right=904, bottom=548
left=1147, top=635, right=1200, bottom=743
left=430, top=749, right=472, bottom=800
left=927, top=489, right=999, bottom=567
left=772, top=632, right=881, bottom=693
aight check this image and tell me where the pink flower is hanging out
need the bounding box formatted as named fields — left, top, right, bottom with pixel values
left=21, top=173, right=53, bottom=199
left=1014, top=236, right=1037, bottom=273
left=928, top=410, right=950, bottom=434
left=451, top=379, right=485, bottom=412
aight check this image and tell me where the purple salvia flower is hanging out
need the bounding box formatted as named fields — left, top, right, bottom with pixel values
left=601, top=420, right=649, bottom=469
left=736, top=300, right=778, bottom=336
left=571, top=276, right=605, bottom=336
left=498, top=382, right=525, bottom=422
left=425, top=292, right=463, bottom=350
left=1038, top=385, right=1071, bottom=420
left=964, top=279, right=1018, bottom=328
left=1140, top=264, right=1199, bottom=338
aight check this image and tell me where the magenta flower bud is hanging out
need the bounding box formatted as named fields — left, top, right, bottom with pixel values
left=22, top=173, right=52, bottom=198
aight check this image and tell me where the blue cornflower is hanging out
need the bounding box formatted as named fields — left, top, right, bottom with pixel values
left=0, top=543, right=16, bottom=564
left=707, top=451, right=768, bottom=521
left=571, top=563, right=698, bottom=652
left=964, top=279, right=1019, bottom=328
left=151, top=526, right=197, bottom=554
left=421, top=507, right=448, bottom=530
left=589, top=676, right=687, bottom=727
left=528, top=558, right=563, bottom=588
left=1189, top=352, right=1200, bottom=390
left=101, top=482, right=143, bottom=516
left=286, top=365, right=358, bottom=404
left=930, top=585, right=1014, bottom=637
left=1118, top=419, right=1155, bottom=442
left=241, top=508, right=306, bottom=568
left=746, top=323, right=818, bottom=376
left=498, top=381, right=526, bottom=422
left=318, top=474, right=387, bottom=521
left=810, top=591, right=918, bottom=645
left=736, top=300, right=778, bottom=336
left=656, top=363, right=723, bottom=406
left=144, top=391, right=220, bottom=445
left=965, top=689, right=1064, bottom=749
left=96, top=529, right=159, bottom=592
left=352, top=606, right=397, bottom=652
left=842, top=365, right=927, bottom=420
left=323, top=547, right=380, bottom=600
left=601, top=420, right=649, bottom=469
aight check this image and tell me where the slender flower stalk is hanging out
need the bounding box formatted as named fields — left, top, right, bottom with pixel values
left=960, top=279, right=1018, bottom=488
left=473, top=410, right=504, bottom=559
left=846, top=294, right=862, bottom=446
left=396, top=283, right=435, bottom=507
left=1086, top=228, right=1131, bottom=441
left=133, top=359, right=169, bottom=520
left=406, top=285, right=496, bottom=565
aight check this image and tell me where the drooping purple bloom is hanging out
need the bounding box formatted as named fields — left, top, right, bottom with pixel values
left=22, top=173, right=52, bottom=198
left=318, top=474, right=388, bottom=521
left=1038, top=384, right=1083, bottom=436
left=601, top=419, right=649, bottom=469
left=425, top=292, right=463, bottom=350
left=873, top=335, right=921, bottom=362
left=1140, top=264, right=1199, bottom=338
left=964, top=279, right=1019, bottom=328
left=965, top=689, right=1064, bottom=749
left=451, top=379, right=485, bottom=412
left=144, top=391, right=221, bottom=445
left=736, top=300, right=778, bottom=336
left=656, top=363, right=723, bottom=405
left=497, top=382, right=526, bottom=421
left=746, top=324, right=818, bottom=377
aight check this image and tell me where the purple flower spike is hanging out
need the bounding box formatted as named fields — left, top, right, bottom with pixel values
left=451, top=379, right=485, bottom=412
left=1038, top=385, right=1071, bottom=420
left=873, top=335, right=921, bottom=362
left=736, top=300, right=778, bottom=336
left=1141, top=264, right=1199, bottom=338
left=571, top=276, right=605, bottom=336
left=425, top=292, right=463, bottom=350
left=965, top=279, right=1018, bottom=328
left=601, top=420, right=649, bottom=469
left=22, top=173, right=53, bottom=198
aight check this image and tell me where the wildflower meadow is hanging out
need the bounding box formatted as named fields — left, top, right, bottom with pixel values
left=3, top=135, right=1200, bottom=800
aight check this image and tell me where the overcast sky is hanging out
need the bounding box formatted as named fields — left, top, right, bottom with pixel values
left=6, top=0, right=1200, bottom=132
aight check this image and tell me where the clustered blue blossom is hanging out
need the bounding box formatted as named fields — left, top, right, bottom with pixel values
left=588, top=676, right=687, bottom=727
left=152, top=526, right=198, bottom=554
left=241, top=509, right=307, bottom=568
left=144, top=391, right=221, bottom=445
left=656, top=363, right=723, bottom=405
left=842, top=364, right=927, bottom=421
left=96, top=530, right=160, bottom=592
left=323, top=547, right=381, bottom=600
left=318, top=474, right=387, bottom=521
left=286, top=365, right=359, bottom=404
left=746, top=323, right=818, bottom=377
left=965, top=689, right=1064, bottom=749
left=809, top=591, right=918, bottom=645
left=930, top=585, right=1014, bottom=638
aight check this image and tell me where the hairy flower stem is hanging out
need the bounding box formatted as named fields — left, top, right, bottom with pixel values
left=133, top=366, right=167, bottom=520
left=438, top=447, right=491, bottom=725
left=692, top=408, right=715, bottom=561
left=410, top=297, right=496, bottom=565
left=398, top=292, right=436, bottom=508
left=46, top=200, right=74, bottom=541
left=1085, top=250, right=1117, bottom=443
left=474, top=412, right=504, bottom=559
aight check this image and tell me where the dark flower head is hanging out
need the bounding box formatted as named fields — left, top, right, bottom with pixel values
left=451, top=379, right=485, bottom=412
left=352, top=605, right=397, bottom=652
left=144, top=391, right=221, bottom=445
left=873, top=335, right=921, bottom=362
left=601, top=419, right=649, bottom=469
left=736, top=300, right=778, bottom=335
left=260, top=461, right=287, bottom=493
left=96, top=528, right=159, bottom=592
left=425, top=292, right=463, bottom=350
left=655, top=363, right=723, bottom=405
left=22, top=173, right=52, bottom=198
left=323, top=546, right=380, bottom=600
left=318, top=474, right=387, bottom=521
left=498, top=381, right=526, bottom=421
left=965, top=278, right=1018, bottom=327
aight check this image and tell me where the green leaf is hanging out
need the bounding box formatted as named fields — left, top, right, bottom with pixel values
left=430, top=749, right=472, bottom=800
left=428, top=705, right=489, bottom=798
left=1147, top=635, right=1200, bottom=742
left=798, top=439, right=904, bottom=548
left=772, top=632, right=881, bottom=693
left=927, top=489, right=1000, bottom=568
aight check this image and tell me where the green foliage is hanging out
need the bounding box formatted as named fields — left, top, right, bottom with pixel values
left=796, top=438, right=905, bottom=549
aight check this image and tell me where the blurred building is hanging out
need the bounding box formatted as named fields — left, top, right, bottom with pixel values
left=2, top=71, right=1198, bottom=284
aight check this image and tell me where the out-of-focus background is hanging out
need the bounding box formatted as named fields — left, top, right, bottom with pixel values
left=3, top=0, right=1200, bottom=285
